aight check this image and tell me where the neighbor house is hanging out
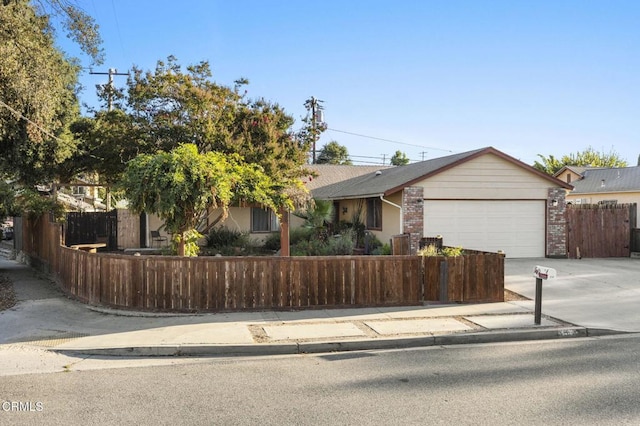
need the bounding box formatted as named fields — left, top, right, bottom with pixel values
left=313, top=147, right=572, bottom=258
left=561, top=166, right=640, bottom=224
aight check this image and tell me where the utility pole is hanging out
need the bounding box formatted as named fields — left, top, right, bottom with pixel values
left=306, top=96, right=324, bottom=164
left=381, top=154, right=386, bottom=165
left=419, top=151, right=428, bottom=161
left=90, top=68, right=129, bottom=111
left=90, top=68, right=129, bottom=211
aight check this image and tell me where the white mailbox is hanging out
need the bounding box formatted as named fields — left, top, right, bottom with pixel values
left=533, top=265, right=557, bottom=280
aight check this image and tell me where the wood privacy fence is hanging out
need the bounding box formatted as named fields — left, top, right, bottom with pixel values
left=20, top=216, right=504, bottom=312
left=633, top=229, right=640, bottom=253
left=567, top=203, right=637, bottom=258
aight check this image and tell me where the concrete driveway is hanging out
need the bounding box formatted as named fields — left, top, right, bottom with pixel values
left=505, top=257, right=640, bottom=332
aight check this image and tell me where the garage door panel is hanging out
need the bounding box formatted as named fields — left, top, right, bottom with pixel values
left=424, top=200, right=545, bottom=258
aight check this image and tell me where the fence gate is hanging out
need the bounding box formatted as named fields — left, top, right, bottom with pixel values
left=566, top=203, right=637, bottom=258
left=65, top=210, right=118, bottom=251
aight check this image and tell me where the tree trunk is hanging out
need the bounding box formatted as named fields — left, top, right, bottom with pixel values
left=177, top=232, right=186, bottom=256
left=279, top=206, right=290, bottom=257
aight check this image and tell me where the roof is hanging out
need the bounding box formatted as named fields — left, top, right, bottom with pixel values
left=553, top=165, right=596, bottom=178
left=313, top=147, right=571, bottom=200
left=302, top=164, right=392, bottom=190
left=570, top=166, right=640, bottom=194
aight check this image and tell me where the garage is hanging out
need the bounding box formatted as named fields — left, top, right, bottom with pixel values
left=423, top=200, right=546, bottom=258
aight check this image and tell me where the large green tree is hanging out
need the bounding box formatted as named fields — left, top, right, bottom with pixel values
left=92, top=56, right=313, bottom=182
left=66, top=109, right=147, bottom=184
left=534, top=146, right=628, bottom=175
left=0, top=1, right=103, bottom=184
left=316, top=141, right=352, bottom=165
left=120, top=144, right=293, bottom=256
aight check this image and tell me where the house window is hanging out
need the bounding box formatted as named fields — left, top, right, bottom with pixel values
left=251, top=207, right=280, bottom=232
left=566, top=174, right=571, bottom=183
left=366, top=198, right=382, bottom=230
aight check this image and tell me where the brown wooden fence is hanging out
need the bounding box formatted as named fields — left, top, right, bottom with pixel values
left=20, top=216, right=504, bottom=312
left=632, top=229, right=640, bottom=253
left=567, top=204, right=637, bottom=258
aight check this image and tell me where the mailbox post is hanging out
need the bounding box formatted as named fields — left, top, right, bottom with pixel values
left=533, top=265, right=557, bottom=325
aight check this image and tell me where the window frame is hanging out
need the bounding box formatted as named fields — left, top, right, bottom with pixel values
left=250, top=207, right=280, bottom=233
left=366, top=197, right=382, bottom=230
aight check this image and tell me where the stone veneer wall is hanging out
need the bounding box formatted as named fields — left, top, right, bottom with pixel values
left=547, top=187, right=567, bottom=258
left=402, top=186, right=424, bottom=255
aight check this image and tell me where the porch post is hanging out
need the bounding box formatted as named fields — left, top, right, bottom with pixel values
left=279, top=206, right=290, bottom=257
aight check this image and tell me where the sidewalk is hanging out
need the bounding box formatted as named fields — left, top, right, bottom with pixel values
left=0, top=249, right=619, bottom=357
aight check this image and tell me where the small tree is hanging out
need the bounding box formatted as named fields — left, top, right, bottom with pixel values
left=534, top=146, right=628, bottom=175
left=316, top=141, right=352, bottom=165
left=390, top=150, right=409, bottom=165
left=120, top=144, right=287, bottom=256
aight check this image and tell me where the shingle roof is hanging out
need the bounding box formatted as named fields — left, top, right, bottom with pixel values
left=553, top=165, right=597, bottom=178
left=313, top=147, right=571, bottom=200
left=313, top=148, right=487, bottom=199
left=302, top=165, right=392, bottom=190
left=570, top=166, right=640, bottom=194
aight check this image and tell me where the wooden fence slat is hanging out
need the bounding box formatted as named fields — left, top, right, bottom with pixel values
left=21, top=217, right=505, bottom=312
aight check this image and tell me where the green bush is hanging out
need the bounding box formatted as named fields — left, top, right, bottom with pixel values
left=263, top=227, right=314, bottom=251
left=371, top=243, right=392, bottom=255
left=206, top=227, right=248, bottom=248
left=418, top=245, right=464, bottom=257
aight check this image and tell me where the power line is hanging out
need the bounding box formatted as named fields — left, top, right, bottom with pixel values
left=327, top=127, right=454, bottom=152
left=0, top=99, right=66, bottom=143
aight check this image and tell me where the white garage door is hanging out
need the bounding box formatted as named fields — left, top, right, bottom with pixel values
left=423, top=200, right=545, bottom=258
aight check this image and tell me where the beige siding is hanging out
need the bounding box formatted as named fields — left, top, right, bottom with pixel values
left=418, top=154, right=553, bottom=199
left=567, top=192, right=640, bottom=224
left=555, top=169, right=580, bottom=185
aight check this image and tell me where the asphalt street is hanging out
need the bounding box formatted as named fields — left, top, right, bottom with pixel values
left=2, top=334, right=640, bottom=425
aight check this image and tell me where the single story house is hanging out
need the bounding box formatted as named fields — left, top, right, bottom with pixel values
left=313, top=147, right=572, bottom=258
left=116, top=148, right=572, bottom=257
left=559, top=165, right=640, bottom=224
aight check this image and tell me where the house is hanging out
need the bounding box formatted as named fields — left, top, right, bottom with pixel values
left=115, top=148, right=572, bottom=257
left=313, top=147, right=572, bottom=258
left=197, top=164, right=393, bottom=241
left=554, top=166, right=594, bottom=185
left=563, top=166, right=640, bottom=224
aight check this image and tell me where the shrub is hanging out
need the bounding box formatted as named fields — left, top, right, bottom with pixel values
left=206, top=227, right=247, bottom=248
left=441, top=246, right=464, bottom=257
left=371, top=243, right=392, bottom=255
left=417, top=245, right=464, bottom=257
left=418, top=244, right=440, bottom=257
left=325, top=230, right=355, bottom=255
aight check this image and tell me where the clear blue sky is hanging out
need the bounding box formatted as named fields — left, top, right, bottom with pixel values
left=56, top=0, right=640, bottom=166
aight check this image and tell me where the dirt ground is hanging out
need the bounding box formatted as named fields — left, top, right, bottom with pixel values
left=0, top=274, right=16, bottom=311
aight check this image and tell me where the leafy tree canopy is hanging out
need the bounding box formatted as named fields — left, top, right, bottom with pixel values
left=76, top=57, right=313, bottom=186
left=316, top=141, right=352, bottom=165
left=390, top=150, right=409, bottom=166
left=533, top=146, right=628, bottom=175
left=0, top=0, right=85, bottom=185
left=120, top=144, right=294, bottom=256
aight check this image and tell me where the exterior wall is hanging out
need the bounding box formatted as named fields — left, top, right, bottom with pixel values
left=417, top=154, right=555, bottom=199
left=555, top=169, right=582, bottom=185
left=412, top=153, right=568, bottom=258
left=547, top=188, right=567, bottom=258
left=566, top=191, right=640, bottom=224
left=402, top=186, right=424, bottom=254
left=214, top=206, right=273, bottom=244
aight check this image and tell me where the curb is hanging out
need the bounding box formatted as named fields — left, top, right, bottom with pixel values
left=51, top=326, right=616, bottom=358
